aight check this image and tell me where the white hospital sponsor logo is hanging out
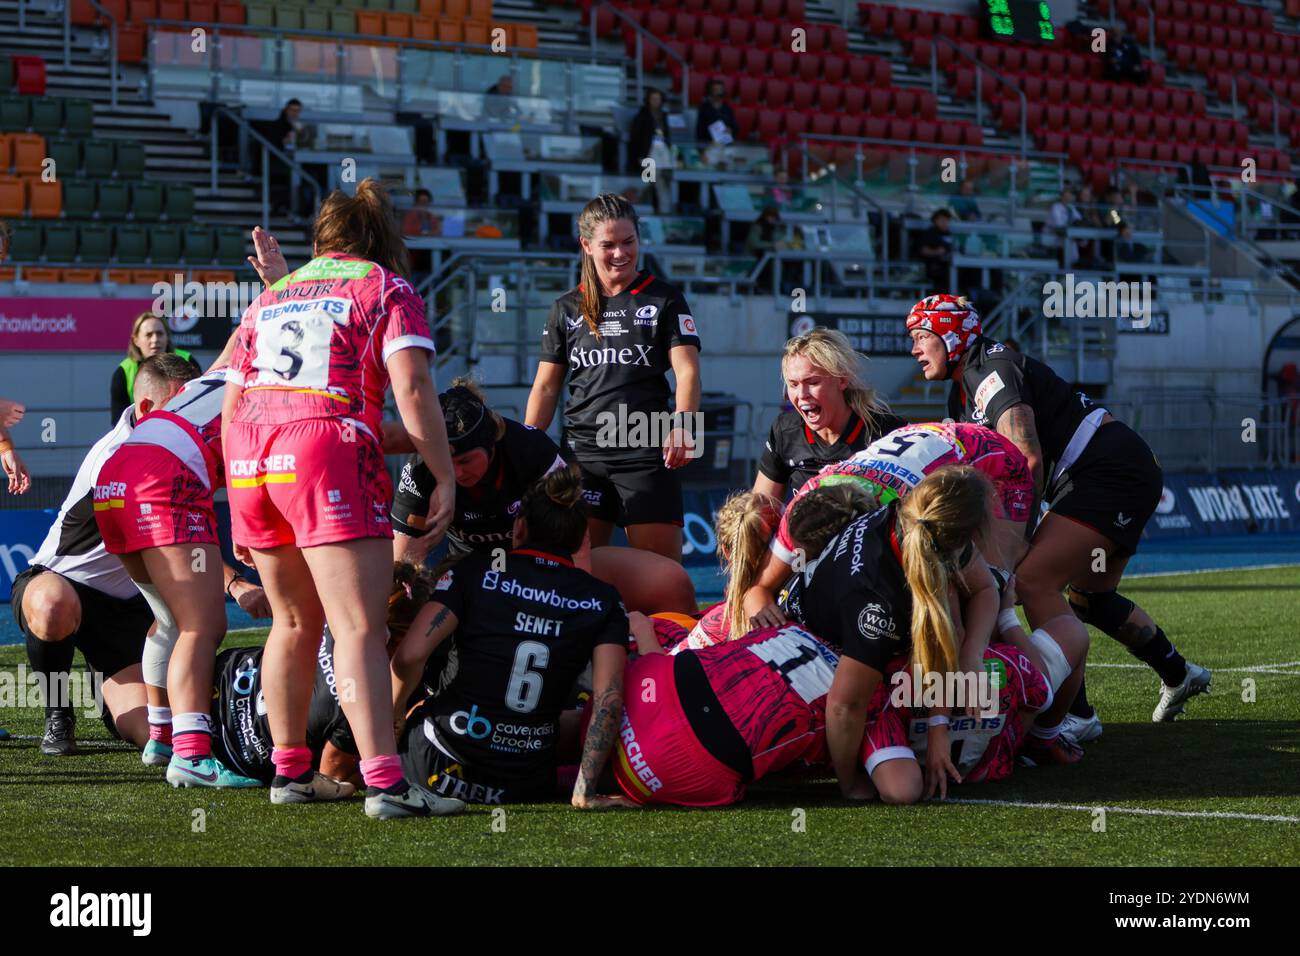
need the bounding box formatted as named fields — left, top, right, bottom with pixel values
left=228, top=455, right=296, bottom=477
left=49, top=886, right=151, bottom=936
left=856, top=602, right=897, bottom=641
left=0, top=666, right=104, bottom=717
left=890, top=668, right=999, bottom=716
left=1186, top=483, right=1292, bottom=523
left=594, top=405, right=704, bottom=459
left=1042, top=274, right=1152, bottom=328
left=480, top=571, right=604, bottom=610
left=568, top=343, right=655, bottom=368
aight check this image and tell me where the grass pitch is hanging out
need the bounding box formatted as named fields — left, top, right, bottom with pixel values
left=2, top=566, right=1298, bottom=867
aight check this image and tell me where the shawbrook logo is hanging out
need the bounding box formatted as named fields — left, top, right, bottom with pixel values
left=0, top=666, right=103, bottom=717
left=1042, top=274, right=1152, bottom=329
left=594, top=405, right=704, bottom=459
left=50, top=886, right=151, bottom=936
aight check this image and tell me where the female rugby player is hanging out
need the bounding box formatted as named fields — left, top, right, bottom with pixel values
left=525, top=193, right=702, bottom=563
left=390, top=465, right=629, bottom=806
left=743, top=420, right=1034, bottom=630
left=906, top=294, right=1211, bottom=742
left=222, top=178, right=462, bottom=820
left=753, top=327, right=906, bottom=500
left=391, top=379, right=696, bottom=614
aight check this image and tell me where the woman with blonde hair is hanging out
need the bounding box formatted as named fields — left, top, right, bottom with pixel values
left=526, top=193, right=702, bottom=562
left=753, top=327, right=905, bottom=501
left=110, top=312, right=202, bottom=421
left=221, top=178, right=462, bottom=820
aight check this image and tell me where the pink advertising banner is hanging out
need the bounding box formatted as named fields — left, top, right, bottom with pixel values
left=0, top=297, right=155, bottom=352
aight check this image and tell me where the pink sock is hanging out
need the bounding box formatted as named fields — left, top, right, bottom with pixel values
left=149, top=723, right=173, bottom=745
left=272, top=746, right=313, bottom=781
left=172, top=732, right=211, bottom=760
left=359, top=754, right=404, bottom=791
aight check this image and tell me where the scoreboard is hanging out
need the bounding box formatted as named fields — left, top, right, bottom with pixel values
left=981, top=0, right=1056, bottom=42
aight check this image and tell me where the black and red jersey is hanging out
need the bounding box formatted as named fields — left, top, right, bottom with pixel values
left=758, top=408, right=908, bottom=495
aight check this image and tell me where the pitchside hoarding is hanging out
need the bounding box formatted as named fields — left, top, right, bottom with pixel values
left=0, top=295, right=240, bottom=352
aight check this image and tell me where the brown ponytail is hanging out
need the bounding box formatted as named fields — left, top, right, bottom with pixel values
left=896, top=466, right=993, bottom=680
left=785, top=480, right=877, bottom=564
left=517, top=463, right=588, bottom=553
left=386, top=560, right=438, bottom=657
left=576, top=193, right=640, bottom=340
left=312, top=177, right=411, bottom=278
left=714, top=491, right=783, bottom=640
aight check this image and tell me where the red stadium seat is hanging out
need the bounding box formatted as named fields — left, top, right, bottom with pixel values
left=1153, top=114, right=1172, bottom=140
left=841, top=86, right=866, bottom=113
left=756, top=110, right=781, bottom=142
left=797, top=54, right=820, bottom=82
left=869, top=87, right=890, bottom=114
left=1045, top=104, right=1066, bottom=130
left=1067, top=106, right=1089, bottom=131
left=893, top=88, right=916, bottom=116
left=823, top=55, right=847, bottom=83
left=1133, top=139, right=1154, bottom=160
left=1089, top=111, right=1109, bottom=136
left=733, top=106, right=756, bottom=140
left=846, top=56, right=872, bottom=86
left=1173, top=116, right=1193, bottom=141
left=700, top=14, right=724, bottom=43
left=764, top=78, right=790, bottom=107
left=1066, top=80, right=1087, bottom=106
left=889, top=117, right=913, bottom=140
left=737, top=76, right=762, bottom=106
left=1045, top=78, right=1066, bottom=103
left=784, top=110, right=810, bottom=137
left=770, top=49, right=793, bottom=76
left=790, top=81, right=815, bottom=110
left=837, top=114, right=862, bottom=137
left=726, top=18, right=750, bottom=46
left=752, top=20, right=777, bottom=47
left=1131, top=112, right=1152, bottom=138
left=1042, top=131, right=1066, bottom=155
left=717, top=45, right=742, bottom=74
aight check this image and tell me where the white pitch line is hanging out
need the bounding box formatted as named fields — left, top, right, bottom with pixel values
left=1087, top=661, right=1300, bottom=674
left=1126, top=561, right=1300, bottom=579
left=945, top=798, right=1300, bottom=824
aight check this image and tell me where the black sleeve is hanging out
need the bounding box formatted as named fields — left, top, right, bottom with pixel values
left=838, top=589, right=901, bottom=674
left=871, top=411, right=909, bottom=439
left=757, top=418, right=792, bottom=485
left=110, top=366, right=129, bottom=424
left=389, top=456, right=436, bottom=536
left=539, top=298, right=568, bottom=365
left=432, top=557, right=475, bottom=622
left=659, top=288, right=701, bottom=353
left=695, top=103, right=715, bottom=141
left=514, top=422, right=565, bottom=480
left=593, top=592, right=631, bottom=650
left=966, top=354, right=1029, bottom=431
left=327, top=714, right=359, bottom=756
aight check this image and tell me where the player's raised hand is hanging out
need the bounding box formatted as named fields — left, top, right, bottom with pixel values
left=247, top=226, right=289, bottom=287
left=0, top=398, right=25, bottom=428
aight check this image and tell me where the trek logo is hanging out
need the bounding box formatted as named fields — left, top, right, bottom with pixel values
left=481, top=571, right=604, bottom=610
left=50, top=886, right=151, bottom=936
left=568, top=343, right=654, bottom=369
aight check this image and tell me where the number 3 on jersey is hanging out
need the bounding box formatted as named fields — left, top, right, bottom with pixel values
left=506, top=641, right=549, bottom=713
left=250, top=297, right=349, bottom=390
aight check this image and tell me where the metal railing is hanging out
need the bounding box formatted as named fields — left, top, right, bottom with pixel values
left=1107, top=0, right=1159, bottom=64
left=60, top=0, right=119, bottom=107
left=932, top=35, right=1029, bottom=158
left=589, top=0, right=689, bottom=106
left=209, top=105, right=325, bottom=227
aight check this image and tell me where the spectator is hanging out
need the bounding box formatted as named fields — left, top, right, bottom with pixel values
left=485, top=75, right=521, bottom=123
left=266, top=98, right=310, bottom=217
left=696, top=80, right=737, bottom=165
left=769, top=168, right=794, bottom=209
left=950, top=179, right=982, bottom=222
left=745, top=205, right=785, bottom=256
left=403, top=188, right=440, bottom=281
left=1115, top=222, right=1152, bottom=266
left=1075, top=184, right=1107, bottom=268
left=109, top=312, right=202, bottom=423
left=1105, top=23, right=1149, bottom=84
left=628, top=88, right=675, bottom=213
left=1046, top=187, right=1083, bottom=265
left=915, top=208, right=955, bottom=291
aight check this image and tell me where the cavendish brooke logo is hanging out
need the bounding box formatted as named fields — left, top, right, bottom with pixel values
left=50, top=886, right=152, bottom=936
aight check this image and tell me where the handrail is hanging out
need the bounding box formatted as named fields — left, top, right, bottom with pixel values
left=786, top=140, right=892, bottom=278
left=1127, top=0, right=1159, bottom=64
left=66, top=0, right=119, bottom=107
left=590, top=0, right=689, bottom=106
left=932, top=35, right=1028, bottom=159
left=209, top=105, right=325, bottom=228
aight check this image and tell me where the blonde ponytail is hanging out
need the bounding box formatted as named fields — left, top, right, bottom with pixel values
left=714, top=491, right=782, bottom=640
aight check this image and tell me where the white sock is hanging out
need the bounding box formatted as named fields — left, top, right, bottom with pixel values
left=172, top=712, right=213, bottom=737
left=1030, top=721, right=1062, bottom=741
left=146, top=705, right=172, bottom=728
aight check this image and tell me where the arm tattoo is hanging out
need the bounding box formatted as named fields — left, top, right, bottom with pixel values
left=424, top=605, right=451, bottom=639
left=573, top=685, right=624, bottom=799
left=1003, top=404, right=1040, bottom=450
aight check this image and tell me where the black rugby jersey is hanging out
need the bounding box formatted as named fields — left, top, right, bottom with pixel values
left=539, top=271, right=701, bottom=462
left=211, top=628, right=356, bottom=783
left=758, top=408, right=908, bottom=495
left=390, top=418, right=566, bottom=553
left=780, top=503, right=912, bottom=673
left=417, top=548, right=628, bottom=785
left=948, top=337, right=1103, bottom=473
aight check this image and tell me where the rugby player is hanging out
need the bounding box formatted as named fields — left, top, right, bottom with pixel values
left=10, top=355, right=255, bottom=755
left=525, top=193, right=702, bottom=563
left=391, top=379, right=696, bottom=614
left=906, top=294, right=1211, bottom=742
left=390, top=465, right=630, bottom=806
left=753, top=327, right=906, bottom=500
left=744, top=420, right=1034, bottom=629
left=222, top=178, right=463, bottom=820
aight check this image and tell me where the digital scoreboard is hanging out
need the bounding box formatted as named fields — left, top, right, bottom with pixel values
left=981, top=0, right=1056, bottom=42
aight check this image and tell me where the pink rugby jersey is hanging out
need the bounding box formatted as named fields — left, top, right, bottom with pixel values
left=123, top=368, right=230, bottom=492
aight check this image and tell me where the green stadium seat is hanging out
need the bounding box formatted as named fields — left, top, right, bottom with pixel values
left=6, top=220, right=41, bottom=261
left=302, top=8, right=331, bottom=30
left=114, top=141, right=146, bottom=179
left=149, top=224, right=182, bottom=263
left=30, top=99, right=63, bottom=136
left=245, top=2, right=274, bottom=27
left=0, top=96, right=31, bottom=132
left=131, top=181, right=163, bottom=220
left=330, top=10, right=354, bottom=31
left=46, top=137, right=81, bottom=177
left=62, top=179, right=97, bottom=219
left=83, top=139, right=115, bottom=177
left=63, top=98, right=95, bottom=138
left=182, top=224, right=215, bottom=261
left=97, top=180, right=130, bottom=219
left=43, top=222, right=77, bottom=261
left=77, top=223, right=113, bottom=262
left=391, top=0, right=417, bottom=12
left=274, top=7, right=303, bottom=28
left=164, top=182, right=194, bottom=221
left=214, top=225, right=247, bottom=263
left=0, top=54, right=12, bottom=95
left=114, top=224, right=148, bottom=263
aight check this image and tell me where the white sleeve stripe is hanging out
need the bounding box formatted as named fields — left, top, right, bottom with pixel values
left=225, top=368, right=245, bottom=386
left=769, top=537, right=796, bottom=565
left=382, top=335, right=436, bottom=364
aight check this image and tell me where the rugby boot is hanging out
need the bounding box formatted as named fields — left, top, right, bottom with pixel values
left=271, top=770, right=356, bottom=805
left=364, top=782, right=465, bottom=819
left=166, top=753, right=262, bottom=788
left=1152, top=662, right=1211, bottom=722
left=40, top=707, right=78, bottom=756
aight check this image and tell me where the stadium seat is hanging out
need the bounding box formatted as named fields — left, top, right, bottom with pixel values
left=6, top=220, right=40, bottom=260
left=182, top=225, right=215, bottom=262
left=818, top=84, right=843, bottom=112
left=733, top=106, right=755, bottom=140
left=384, top=13, right=412, bottom=38
left=838, top=114, right=863, bottom=137
left=78, top=223, right=112, bottom=262
left=187, top=0, right=216, bottom=21
left=217, top=1, right=245, bottom=24
left=823, top=55, right=847, bottom=84
left=115, top=141, right=147, bottom=179
left=63, top=179, right=96, bottom=219
left=215, top=226, right=247, bottom=263
left=26, top=177, right=60, bottom=218
left=149, top=224, right=182, bottom=263
left=463, top=20, right=491, bottom=45
left=275, top=7, right=304, bottom=30
left=841, top=86, right=865, bottom=114
left=302, top=8, right=331, bottom=31
left=755, top=110, right=781, bottom=143
left=769, top=50, right=793, bottom=76
left=245, top=2, right=274, bottom=27
left=83, top=139, right=115, bottom=177
left=29, top=98, right=62, bottom=136
left=438, top=19, right=463, bottom=42
left=128, top=0, right=158, bottom=21
left=164, top=183, right=195, bottom=221
left=98, top=181, right=130, bottom=219
left=131, top=181, right=163, bottom=221
left=0, top=175, right=22, bottom=217
left=791, top=81, right=815, bottom=111
left=751, top=20, right=777, bottom=47
left=764, top=79, right=790, bottom=108
left=11, top=133, right=45, bottom=176
left=46, top=136, right=81, bottom=177
left=44, top=222, right=77, bottom=261
left=115, top=224, right=148, bottom=263
left=13, top=56, right=47, bottom=96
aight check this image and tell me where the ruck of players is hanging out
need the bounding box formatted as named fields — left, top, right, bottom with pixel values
left=11, top=184, right=1211, bottom=818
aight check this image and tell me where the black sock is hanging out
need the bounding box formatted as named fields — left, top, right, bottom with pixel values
left=272, top=768, right=315, bottom=787
left=367, top=779, right=411, bottom=797
left=25, top=631, right=77, bottom=715
left=1068, top=677, right=1094, bottom=719
left=1128, top=627, right=1187, bottom=687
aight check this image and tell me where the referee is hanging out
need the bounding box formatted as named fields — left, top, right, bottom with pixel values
left=525, top=194, right=702, bottom=562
